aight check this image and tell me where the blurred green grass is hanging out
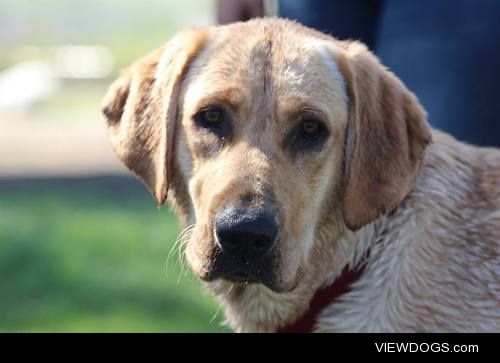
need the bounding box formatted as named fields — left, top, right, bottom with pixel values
left=0, top=177, right=228, bottom=332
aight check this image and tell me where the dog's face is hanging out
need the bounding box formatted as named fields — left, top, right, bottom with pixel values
left=103, top=19, right=431, bottom=293
left=177, top=25, right=349, bottom=292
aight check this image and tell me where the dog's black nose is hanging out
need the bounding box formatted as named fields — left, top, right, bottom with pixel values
left=215, top=206, right=278, bottom=259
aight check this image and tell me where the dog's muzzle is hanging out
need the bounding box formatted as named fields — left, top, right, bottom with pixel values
left=208, top=204, right=279, bottom=288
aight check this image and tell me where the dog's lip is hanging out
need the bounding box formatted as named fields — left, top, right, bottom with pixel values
left=203, top=266, right=269, bottom=286
left=202, top=267, right=298, bottom=293
left=217, top=268, right=260, bottom=284
left=223, top=273, right=259, bottom=284
left=225, top=270, right=292, bottom=291
left=202, top=265, right=250, bottom=279
left=221, top=273, right=298, bottom=293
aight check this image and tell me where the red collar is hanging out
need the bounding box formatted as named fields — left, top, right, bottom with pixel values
left=276, top=266, right=365, bottom=333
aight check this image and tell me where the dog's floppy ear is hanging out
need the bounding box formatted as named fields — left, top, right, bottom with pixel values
left=338, top=42, right=432, bottom=230
left=102, top=29, right=207, bottom=206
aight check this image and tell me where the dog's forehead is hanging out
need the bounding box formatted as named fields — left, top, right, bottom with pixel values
left=182, top=25, right=347, bottom=117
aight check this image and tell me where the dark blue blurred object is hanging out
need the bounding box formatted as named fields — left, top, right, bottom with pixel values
left=279, top=0, right=500, bottom=147
left=279, top=0, right=383, bottom=48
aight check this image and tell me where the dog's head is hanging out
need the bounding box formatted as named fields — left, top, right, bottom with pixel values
left=102, top=19, right=431, bottom=293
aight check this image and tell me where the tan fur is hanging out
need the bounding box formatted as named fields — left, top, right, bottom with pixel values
left=102, top=29, right=207, bottom=205
left=338, top=43, right=432, bottom=230
left=103, top=18, right=500, bottom=332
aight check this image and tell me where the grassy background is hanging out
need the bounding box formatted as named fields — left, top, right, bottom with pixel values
left=0, top=0, right=227, bottom=332
left=0, top=177, right=228, bottom=332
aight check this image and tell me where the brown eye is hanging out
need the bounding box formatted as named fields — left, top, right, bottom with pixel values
left=195, top=107, right=225, bottom=129
left=288, top=118, right=328, bottom=152
left=203, top=109, right=222, bottom=124
left=300, top=121, right=321, bottom=141
left=194, top=106, right=230, bottom=138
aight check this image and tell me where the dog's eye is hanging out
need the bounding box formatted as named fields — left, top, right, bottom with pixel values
left=298, top=120, right=326, bottom=142
left=195, top=107, right=225, bottom=129
left=288, top=119, right=329, bottom=152
left=300, top=121, right=321, bottom=141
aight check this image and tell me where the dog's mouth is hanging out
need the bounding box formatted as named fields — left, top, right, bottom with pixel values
left=220, top=270, right=260, bottom=284
left=206, top=265, right=274, bottom=288
left=198, top=257, right=303, bottom=293
left=201, top=250, right=279, bottom=290
left=212, top=269, right=301, bottom=293
left=200, top=253, right=303, bottom=293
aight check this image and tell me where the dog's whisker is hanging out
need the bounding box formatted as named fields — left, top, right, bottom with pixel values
left=175, top=227, right=194, bottom=284
left=166, top=235, right=186, bottom=277
left=209, top=284, right=233, bottom=324
left=166, top=224, right=195, bottom=279
left=177, top=231, right=193, bottom=281
left=167, top=224, right=193, bottom=264
left=209, top=302, right=223, bottom=325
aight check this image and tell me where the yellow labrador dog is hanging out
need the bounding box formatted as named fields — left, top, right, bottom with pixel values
left=102, top=18, right=500, bottom=332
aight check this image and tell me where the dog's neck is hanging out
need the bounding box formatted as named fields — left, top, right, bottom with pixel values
left=276, top=265, right=366, bottom=333
left=275, top=220, right=378, bottom=333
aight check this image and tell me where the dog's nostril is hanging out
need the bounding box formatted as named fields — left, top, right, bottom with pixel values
left=252, top=238, right=272, bottom=251
left=215, top=231, right=240, bottom=249
left=214, top=206, right=278, bottom=259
